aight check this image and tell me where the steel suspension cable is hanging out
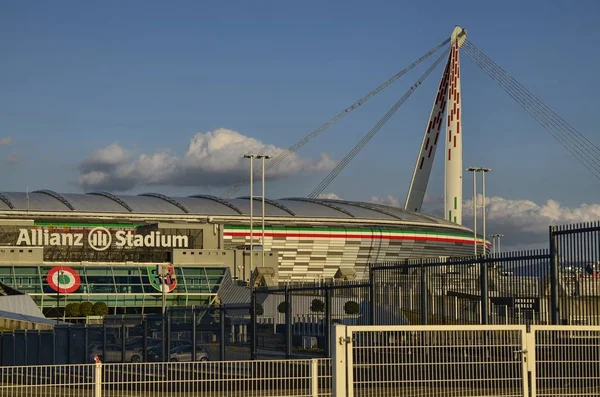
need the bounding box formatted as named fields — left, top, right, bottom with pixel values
left=462, top=41, right=600, bottom=180
left=308, top=49, right=450, bottom=199
left=219, top=38, right=451, bottom=198
left=463, top=43, right=600, bottom=179
left=464, top=40, right=600, bottom=158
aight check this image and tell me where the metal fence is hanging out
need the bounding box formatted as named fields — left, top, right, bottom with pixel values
left=0, top=304, right=252, bottom=366
left=0, top=357, right=332, bottom=397
left=332, top=324, right=600, bottom=397
left=253, top=280, right=370, bottom=359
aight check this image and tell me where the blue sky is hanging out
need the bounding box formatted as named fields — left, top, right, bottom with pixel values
left=1, top=1, right=600, bottom=246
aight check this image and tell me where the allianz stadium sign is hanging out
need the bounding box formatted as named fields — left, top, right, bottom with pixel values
left=15, top=228, right=189, bottom=252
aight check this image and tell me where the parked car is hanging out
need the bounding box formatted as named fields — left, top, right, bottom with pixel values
left=89, top=344, right=143, bottom=363
left=148, top=345, right=209, bottom=362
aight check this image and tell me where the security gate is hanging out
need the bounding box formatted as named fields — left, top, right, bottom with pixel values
left=333, top=325, right=530, bottom=397
left=532, top=325, right=600, bottom=397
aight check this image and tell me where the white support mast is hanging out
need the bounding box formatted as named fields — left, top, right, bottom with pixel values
left=445, top=26, right=466, bottom=224
left=405, top=25, right=466, bottom=225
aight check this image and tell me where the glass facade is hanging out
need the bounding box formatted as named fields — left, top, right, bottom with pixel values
left=0, top=265, right=227, bottom=315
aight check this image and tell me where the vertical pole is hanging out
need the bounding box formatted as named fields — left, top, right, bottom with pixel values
left=143, top=317, right=148, bottom=362
left=369, top=266, right=376, bottom=325
left=498, top=236, right=501, bottom=254
left=325, top=283, right=332, bottom=357
left=285, top=286, right=292, bottom=358
left=166, top=311, right=171, bottom=362
left=94, top=360, right=103, bottom=397
left=473, top=170, right=477, bottom=255
left=261, top=157, right=265, bottom=268
left=250, top=157, right=254, bottom=279
left=332, top=325, right=347, bottom=397
left=310, top=358, right=319, bottom=397
left=549, top=226, right=560, bottom=325
left=250, top=290, right=257, bottom=359
left=482, top=170, right=487, bottom=256
left=192, top=309, right=197, bottom=361
left=219, top=308, right=226, bottom=361
left=420, top=264, right=427, bottom=325
left=480, top=261, right=488, bottom=325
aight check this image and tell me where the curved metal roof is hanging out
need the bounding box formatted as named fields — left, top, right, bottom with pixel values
left=0, top=190, right=456, bottom=227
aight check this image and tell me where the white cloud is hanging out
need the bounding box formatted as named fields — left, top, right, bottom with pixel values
left=317, top=192, right=342, bottom=200
left=374, top=194, right=600, bottom=250
left=0, top=137, right=12, bottom=146
left=77, top=128, right=336, bottom=191
left=371, top=195, right=401, bottom=207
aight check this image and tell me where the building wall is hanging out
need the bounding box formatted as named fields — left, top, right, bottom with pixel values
left=223, top=224, right=480, bottom=282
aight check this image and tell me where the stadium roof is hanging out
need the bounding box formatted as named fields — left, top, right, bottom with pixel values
left=0, top=190, right=459, bottom=227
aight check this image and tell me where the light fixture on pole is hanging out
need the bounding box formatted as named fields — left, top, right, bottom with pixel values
left=466, top=167, right=478, bottom=256
left=466, top=166, right=491, bottom=256
left=243, top=154, right=257, bottom=281
left=257, top=154, right=272, bottom=268
left=490, top=233, right=504, bottom=254
left=480, top=167, right=491, bottom=256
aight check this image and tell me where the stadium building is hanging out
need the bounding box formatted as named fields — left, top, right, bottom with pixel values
left=0, top=190, right=481, bottom=315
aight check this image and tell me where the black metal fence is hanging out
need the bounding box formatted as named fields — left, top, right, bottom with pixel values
left=2, top=221, right=600, bottom=365
left=0, top=304, right=251, bottom=366
left=250, top=221, right=600, bottom=358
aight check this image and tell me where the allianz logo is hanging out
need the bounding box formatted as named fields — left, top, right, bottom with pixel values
left=15, top=228, right=189, bottom=252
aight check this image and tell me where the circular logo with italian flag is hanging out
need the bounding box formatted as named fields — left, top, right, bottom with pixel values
left=46, top=266, right=81, bottom=293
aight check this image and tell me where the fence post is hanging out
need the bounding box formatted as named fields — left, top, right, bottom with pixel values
left=420, top=264, right=427, bottom=325
left=250, top=289, right=257, bottom=359
left=94, top=360, right=102, bottom=397
left=331, top=324, right=347, bottom=397
left=549, top=226, right=560, bottom=325
left=285, top=286, right=292, bottom=358
left=215, top=307, right=224, bottom=360
left=325, top=283, right=333, bottom=357
left=369, top=266, right=376, bottom=325
left=480, top=258, right=488, bottom=325
left=310, top=358, right=319, bottom=397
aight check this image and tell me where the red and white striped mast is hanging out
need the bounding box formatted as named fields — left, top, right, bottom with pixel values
left=405, top=25, right=467, bottom=224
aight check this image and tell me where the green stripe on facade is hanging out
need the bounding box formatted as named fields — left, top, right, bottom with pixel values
left=454, top=197, right=457, bottom=210
left=34, top=221, right=140, bottom=228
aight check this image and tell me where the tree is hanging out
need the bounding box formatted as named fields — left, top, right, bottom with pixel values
left=255, top=303, right=264, bottom=316
left=64, top=302, right=81, bottom=317
left=344, top=301, right=360, bottom=315
left=93, top=302, right=109, bottom=316
left=277, top=301, right=287, bottom=314
left=80, top=301, right=94, bottom=316
left=310, top=298, right=325, bottom=313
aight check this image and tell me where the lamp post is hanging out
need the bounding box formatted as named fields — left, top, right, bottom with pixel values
left=466, top=167, right=478, bottom=256
left=257, top=154, right=272, bottom=268
left=466, top=167, right=492, bottom=255
left=480, top=168, right=491, bottom=255
left=490, top=234, right=504, bottom=254
left=243, top=154, right=257, bottom=281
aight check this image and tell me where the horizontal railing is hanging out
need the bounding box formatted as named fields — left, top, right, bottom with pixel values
left=0, top=357, right=332, bottom=397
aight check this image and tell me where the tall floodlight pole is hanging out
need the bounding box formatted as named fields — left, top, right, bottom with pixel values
left=480, top=168, right=491, bottom=255
left=467, top=167, right=478, bottom=255
left=491, top=233, right=504, bottom=254
left=257, top=154, right=272, bottom=268
left=243, top=154, right=256, bottom=281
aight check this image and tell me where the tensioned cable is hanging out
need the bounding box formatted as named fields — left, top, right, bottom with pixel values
left=219, top=38, right=451, bottom=198
left=462, top=40, right=600, bottom=180
left=462, top=41, right=600, bottom=174
left=463, top=43, right=600, bottom=179
left=464, top=40, right=600, bottom=158
left=308, top=48, right=450, bottom=198
left=463, top=42, right=600, bottom=180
